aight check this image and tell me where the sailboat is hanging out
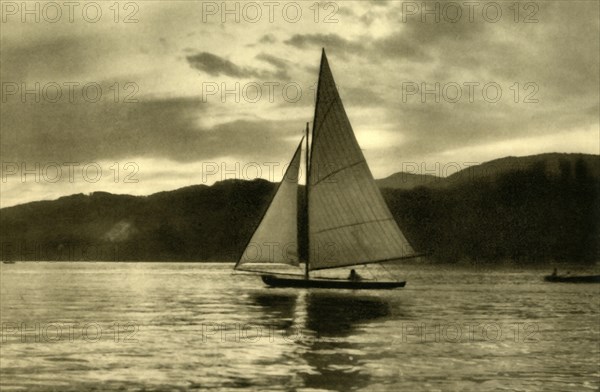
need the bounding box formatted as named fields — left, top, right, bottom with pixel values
left=234, top=49, right=420, bottom=289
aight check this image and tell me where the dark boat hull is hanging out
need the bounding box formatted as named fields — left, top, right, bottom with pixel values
left=261, top=275, right=406, bottom=289
left=544, top=275, right=600, bottom=283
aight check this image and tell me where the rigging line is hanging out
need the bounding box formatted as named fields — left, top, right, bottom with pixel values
left=313, top=217, right=397, bottom=235
left=311, top=159, right=366, bottom=187
left=311, top=94, right=337, bottom=139
left=236, top=270, right=305, bottom=277
left=308, top=253, right=423, bottom=272
left=363, top=264, right=377, bottom=281
left=379, top=262, right=399, bottom=282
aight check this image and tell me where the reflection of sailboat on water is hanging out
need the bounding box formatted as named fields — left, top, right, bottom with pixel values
left=303, top=293, right=391, bottom=336
left=235, top=49, right=420, bottom=289
left=250, top=291, right=392, bottom=390
left=301, top=293, right=392, bottom=390
left=251, top=292, right=391, bottom=336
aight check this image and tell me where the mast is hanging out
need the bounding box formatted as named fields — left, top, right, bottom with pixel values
left=304, top=121, right=310, bottom=280
left=305, top=49, right=325, bottom=278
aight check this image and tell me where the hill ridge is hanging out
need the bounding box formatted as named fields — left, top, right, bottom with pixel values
left=1, top=153, right=598, bottom=264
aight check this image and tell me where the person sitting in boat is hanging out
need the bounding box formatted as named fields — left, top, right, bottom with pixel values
left=552, top=268, right=557, bottom=277
left=348, top=269, right=361, bottom=281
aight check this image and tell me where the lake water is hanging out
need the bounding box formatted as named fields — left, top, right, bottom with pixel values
left=1, top=262, right=598, bottom=391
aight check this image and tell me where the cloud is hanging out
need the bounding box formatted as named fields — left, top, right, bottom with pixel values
left=284, top=33, right=365, bottom=59
left=259, top=34, right=277, bottom=44
left=186, top=52, right=261, bottom=78
left=255, top=53, right=291, bottom=80
left=0, top=92, right=305, bottom=164
left=341, top=85, right=384, bottom=107
left=0, top=34, right=109, bottom=82
left=185, top=51, right=293, bottom=80
left=372, top=32, right=431, bottom=62
left=256, top=53, right=287, bottom=70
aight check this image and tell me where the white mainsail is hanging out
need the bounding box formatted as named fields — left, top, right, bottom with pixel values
left=307, top=50, right=417, bottom=270
left=236, top=140, right=303, bottom=268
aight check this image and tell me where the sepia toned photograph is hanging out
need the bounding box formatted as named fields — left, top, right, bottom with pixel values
left=1, top=1, right=599, bottom=391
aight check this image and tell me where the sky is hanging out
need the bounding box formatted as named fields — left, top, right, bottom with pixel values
left=1, top=0, right=599, bottom=207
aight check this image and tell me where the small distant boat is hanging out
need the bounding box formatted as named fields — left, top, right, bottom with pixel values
left=2, top=261, right=16, bottom=264
left=234, top=50, right=420, bottom=289
left=544, top=275, right=600, bottom=283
